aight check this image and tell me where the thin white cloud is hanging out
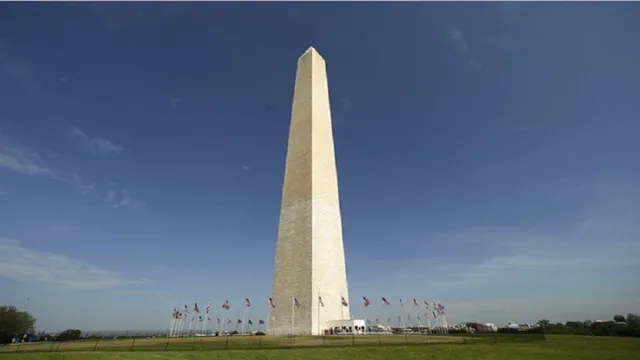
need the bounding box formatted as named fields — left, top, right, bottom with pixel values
left=0, top=130, right=58, bottom=178
left=105, top=188, right=116, bottom=202
left=0, top=238, right=149, bottom=290
left=242, top=165, right=250, bottom=171
left=104, top=186, right=146, bottom=209
left=68, top=126, right=126, bottom=157
left=444, top=27, right=486, bottom=72
left=446, top=28, right=468, bottom=54
left=59, top=76, right=67, bottom=83
left=0, top=130, right=144, bottom=209
left=68, top=172, right=96, bottom=195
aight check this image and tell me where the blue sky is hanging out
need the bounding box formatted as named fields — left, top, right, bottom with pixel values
left=1, top=2, right=639, bottom=332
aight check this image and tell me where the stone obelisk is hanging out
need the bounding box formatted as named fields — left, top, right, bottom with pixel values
left=267, top=47, right=350, bottom=336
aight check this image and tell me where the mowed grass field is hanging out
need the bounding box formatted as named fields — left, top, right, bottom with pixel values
left=1, top=335, right=638, bottom=360
left=1, top=334, right=466, bottom=352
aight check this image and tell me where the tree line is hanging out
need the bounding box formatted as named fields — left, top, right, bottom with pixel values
left=1, top=305, right=638, bottom=344
left=537, top=314, right=640, bottom=337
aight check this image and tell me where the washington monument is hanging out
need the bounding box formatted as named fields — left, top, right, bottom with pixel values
left=267, top=47, right=350, bottom=336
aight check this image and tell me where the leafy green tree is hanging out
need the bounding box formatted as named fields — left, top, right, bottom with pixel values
left=537, top=319, right=551, bottom=327
left=55, top=329, right=82, bottom=342
left=0, top=305, right=37, bottom=344
left=613, top=315, right=627, bottom=323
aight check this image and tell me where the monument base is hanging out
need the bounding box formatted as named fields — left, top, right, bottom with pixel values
left=324, top=319, right=367, bottom=335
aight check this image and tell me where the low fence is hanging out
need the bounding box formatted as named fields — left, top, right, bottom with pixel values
left=1, top=333, right=547, bottom=353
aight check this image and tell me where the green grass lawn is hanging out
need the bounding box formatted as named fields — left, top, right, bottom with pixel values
left=0, top=335, right=637, bottom=360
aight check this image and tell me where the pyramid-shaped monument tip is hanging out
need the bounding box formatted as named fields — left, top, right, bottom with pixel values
left=300, top=46, right=320, bottom=59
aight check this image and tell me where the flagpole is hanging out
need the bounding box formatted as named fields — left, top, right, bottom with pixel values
left=173, top=312, right=179, bottom=337
left=177, top=315, right=183, bottom=337
left=440, top=304, right=449, bottom=335
left=168, top=314, right=175, bottom=337
left=291, top=296, right=295, bottom=336
left=432, top=311, right=437, bottom=334
left=340, top=293, right=344, bottom=320
left=267, top=298, right=274, bottom=335
left=177, top=312, right=184, bottom=337
left=169, top=307, right=177, bottom=337
left=241, top=308, right=247, bottom=335
left=180, top=305, right=189, bottom=337
left=437, top=302, right=444, bottom=334
left=317, top=294, right=320, bottom=336
left=443, top=312, right=449, bottom=334
left=201, top=302, right=208, bottom=335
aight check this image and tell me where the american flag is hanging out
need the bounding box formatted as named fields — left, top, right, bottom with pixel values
left=382, top=297, right=390, bottom=306
left=268, top=298, right=275, bottom=308
left=205, top=303, right=211, bottom=314
left=245, top=298, right=252, bottom=307
left=363, top=296, right=371, bottom=307
left=294, top=297, right=300, bottom=308
left=413, top=298, right=419, bottom=307
left=217, top=318, right=221, bottom=324
left=222, top=300, right=230, bottom=310
left=424, top=300, right=429, bottom=307
left=184, top=304, right=189, bottom=314
left=341, top=297, right=349, bottom=307
left=259, top=320, right=265, bottom=325
left=248, top=320, right=253, bottom=325
left=400, top=298, right=404, bottom=307
left=318, top=296, right=324, bottom=307
left=193, top=303, right=200, bottom=313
